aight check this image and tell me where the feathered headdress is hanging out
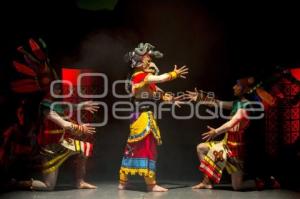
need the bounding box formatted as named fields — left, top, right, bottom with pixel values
left=237, top=77, right=255, bottom=93
left=10, top=38, right=58, bottom=93
left=236, top=76, right=276, bottom=110
left=247, top=81, right=277, bottom=110
left=124, top=42, right=163, bottom=68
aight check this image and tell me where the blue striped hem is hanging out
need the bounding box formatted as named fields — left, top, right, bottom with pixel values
left=121, top=158, right=156, bottom=171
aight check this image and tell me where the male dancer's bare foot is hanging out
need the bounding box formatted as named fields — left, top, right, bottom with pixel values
left=76, top=181, right=97, bottom=189
left=147, top=184, right=168, bottom=192
left=192, top=182, right=213, bottom=189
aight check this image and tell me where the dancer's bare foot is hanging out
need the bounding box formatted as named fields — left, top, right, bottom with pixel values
left=192, top=182, right=213, bottom=189
left=118, top=183, right=127, bottom=190
left=76, top=181, right=97, bottom=189
left=147, top=184, right=168, bottom=192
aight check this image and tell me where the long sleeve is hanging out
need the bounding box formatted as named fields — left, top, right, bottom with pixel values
left=215, top=108, right=248, bottom=135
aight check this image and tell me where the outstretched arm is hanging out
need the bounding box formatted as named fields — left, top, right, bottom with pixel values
left=145, top=65, right=188, bottom=84
left=72, top=101, right=100, bottom=114
left=45, top=110, right=72, bottom=130
left=184, top=88, right=233, bottom=110
left=44, top=110, right=96, bottom=135
left=154, top=85, right=185, bottom=107
left=202, top=108, right=247, bottom=141
left=214, top=108, right=247, bottom=135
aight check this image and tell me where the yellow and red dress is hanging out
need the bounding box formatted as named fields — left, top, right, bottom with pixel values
left=119, top=71, right=161, bottom=185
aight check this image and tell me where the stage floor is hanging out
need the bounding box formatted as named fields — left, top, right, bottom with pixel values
left=1, top=182, right=299, bottom=199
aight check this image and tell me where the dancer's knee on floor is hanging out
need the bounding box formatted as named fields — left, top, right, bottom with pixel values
left=43, top=181, right=56, bottom=191
left=232, top=184, right=243, bottom=191
left=31, top=180, right=55, bottom=191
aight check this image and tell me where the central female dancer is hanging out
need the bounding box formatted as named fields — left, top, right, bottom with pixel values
left=118, top=43, right=188, bottom=192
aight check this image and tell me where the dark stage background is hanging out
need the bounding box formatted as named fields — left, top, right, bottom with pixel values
left=0, top=0, right=299, bottom=189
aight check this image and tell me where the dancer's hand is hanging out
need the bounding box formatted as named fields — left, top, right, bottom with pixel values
left=71, top=123, right=96, bottom=135
left=202, top=126, right=217, bottom=141
left=80, top=101, right=100, bottom=114
left=174, top=65, right=189, bottom=79
left=163, top=93, right=185, bottom=108
left=185, top=89, right=215, bottom=104
left=173, top=94, right=187, bottom=108
left=185, top=88, right=200, bottom=102
left=162, top=92, right=174, bottom=102
left=81, top=124, right=96, bottom=134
